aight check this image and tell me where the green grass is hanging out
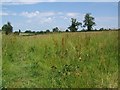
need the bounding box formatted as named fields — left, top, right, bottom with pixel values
left=0, top=32, right=2, bottom=88
left=2, top=31, right=118, bottom=88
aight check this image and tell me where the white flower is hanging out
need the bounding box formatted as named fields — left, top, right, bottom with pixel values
left=79, top=57, right=82, bottom=60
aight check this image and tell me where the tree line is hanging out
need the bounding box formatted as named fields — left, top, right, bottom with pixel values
left=1, top=13, right=117, bottom=35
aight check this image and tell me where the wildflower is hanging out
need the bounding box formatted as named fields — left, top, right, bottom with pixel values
left=79, top=57, right=82, bottom=60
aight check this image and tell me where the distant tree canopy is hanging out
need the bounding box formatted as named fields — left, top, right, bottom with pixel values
left=14, top=31, right=19, bottom=35
left=46, top=29, right=50, bottom=33
left=68, top=18, right=82, bottom=32
left=99, top=28, right=104, bottom=31
left=2, top=22, right=13, bottom=35
left=83, top=13, right=96, bottom=31
left=24, top=30, right=32, bottom=33
left=66, top=29, right=69, bottom=32
left=53, top=27, right=59, bottom=32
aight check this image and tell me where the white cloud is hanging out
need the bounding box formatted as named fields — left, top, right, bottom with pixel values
left=0, top=12, right=8, bottom=16
left=22, top=11, right=81, bottom=19
left=21, top=11, right=84, bottom=25
left=20, top=11, right=55, bottom=24
left=41, top=17, right=53, bottom=23
left=57, top=12, right=63, bottom=15
left=21, top=11, right=55, bottom=18
left=10, top=12, right=17, bottom=16
left=26, top=17, right=53, bottom=24
left=0, top=12, right=17, bottom=16
left=59, top=16, right=68, bottom=20
left=94, top=16, right=118, bottom=29
left=21, top=11, right=39, bottom=18
left=48, top=0, right=56, bottom=2
left=2, top=0, right=56, bottom=5
left=66, top=12, right=80, bottom=17
left=64, top=17, right=68, bottom=20
left=96, top=16, right=117, bottom=22
left=2, top=0, right=119, bottom=3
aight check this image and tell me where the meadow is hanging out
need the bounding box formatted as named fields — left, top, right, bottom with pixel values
left=2, top=30, right=118, bottom=88
left=0, top=32, right=2, bottom=88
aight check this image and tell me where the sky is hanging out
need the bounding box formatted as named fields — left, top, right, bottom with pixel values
left=0, top=1, right=118, bottom=31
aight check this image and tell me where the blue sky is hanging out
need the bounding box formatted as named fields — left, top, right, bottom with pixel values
left=1, top=2, right=118, bottom=31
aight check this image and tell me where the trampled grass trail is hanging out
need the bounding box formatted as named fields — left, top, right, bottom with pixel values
left=2, top=31, right=118, bottom=88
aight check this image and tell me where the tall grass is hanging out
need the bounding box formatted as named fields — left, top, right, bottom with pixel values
left=0, top=32, right=2, bottom=88
left=2, top=31, right=118, bottom=88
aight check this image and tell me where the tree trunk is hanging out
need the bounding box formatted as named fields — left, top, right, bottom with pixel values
left=87, top=26, right=91, bottom=31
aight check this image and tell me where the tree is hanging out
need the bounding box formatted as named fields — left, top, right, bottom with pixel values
left=14, top=31, right=19, bottom=35
left=2, top=22, right=13, bottom=35
left=24, top=30, right=32, bottom=33
left=68, top=18, right=82, bottom=32
left=94, top=28, right=97, bottom=31
left=19, top=29, right=21, bottom=33
left=53, top=27, right=59, bottom=32
left=46, top=29, right=50, bottom=33
left=83, top=13, right=96, bottom=31
left=99, top=28, right=104, bottom=31
left=66, top=29, right=69, bottom=32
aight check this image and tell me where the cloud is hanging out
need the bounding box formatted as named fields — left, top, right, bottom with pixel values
left=21, top=11, right=55, bottom=18
left=66, top=12, right=84, bottom=19
left=2, top=0, right=119, bottom=3
left=57, top=12, right=64, bottom=15
left=94, top=16, right=118, bottom=29
left=0, top=12, right=17, bottom=16
left=20, top=11, right=56, bottom=24
left=21, top=11, right=82, bottom=19
left=26, top=17, right=53, bottom=24
left=41, top=17, right=53, bottom=23
left=66, top=12, right=79, bottom=17
left=20, top=11, right=84, bottom=25
left=21, top=11, right=39, bottom=18
left=96, top=16, right=117, bottom=22
left=2, top=0, right=56, bottom=5
left=0, top=12, right=8, bottom=16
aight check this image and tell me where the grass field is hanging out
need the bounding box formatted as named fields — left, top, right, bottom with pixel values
left=2, top=31, right=118, bottom=88
left=0, top=32, right=2, bottom=88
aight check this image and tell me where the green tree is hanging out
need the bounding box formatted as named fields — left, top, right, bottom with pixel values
left=53, top=27, right=59, bottom=32
left=83, top=13, right=96, bottom=31
left=99, top=28, right=104, bottom=31
left=19, top=29, right=21, bottom=33
left=24, top=30, right=32, bottom=33
left=2, top=22, right=13, bottom=35
left=46, top=29, right=50, bottom=33
left=68, top=18, right=82, bottom=32
left=66, top=29, right=69, bottom=32
left=14, top=31, right=19, bottom=35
